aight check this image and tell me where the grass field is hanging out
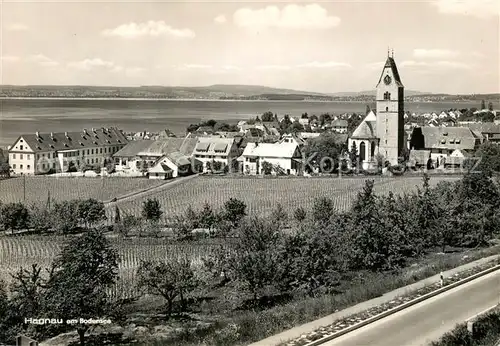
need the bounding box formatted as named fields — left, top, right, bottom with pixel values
left=0, top=236, right=227, bottom=299
left=110, top=175, right=462, bottom=220
left=0, top=176, right=164, bottom=205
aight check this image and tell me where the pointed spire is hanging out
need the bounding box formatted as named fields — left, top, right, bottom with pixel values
left=387, top=47, right=390, bottom=57
left=392, top=49, right=394, bottom=58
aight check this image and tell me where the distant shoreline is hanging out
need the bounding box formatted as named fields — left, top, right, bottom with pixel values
left=0, top=97, right=465, bottom=103
left=0, top=97, right=366, bottom=102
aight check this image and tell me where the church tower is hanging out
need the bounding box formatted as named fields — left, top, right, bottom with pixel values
left=376, top=49, right=405, bottom=165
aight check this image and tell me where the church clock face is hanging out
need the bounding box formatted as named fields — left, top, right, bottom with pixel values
left=384, top=75, right=392, bottom=85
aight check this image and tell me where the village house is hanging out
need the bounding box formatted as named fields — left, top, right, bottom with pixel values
left=148, top=151, right=195, bottom=179
left=331, top=119, right=348, bottom=134
left=7, top=128, right=127, bottom=175
left=409, top=126, right=478, bottom=166
left=192, top=137, right=239, bottom=172
left=462, top=123, right=500, bottom=144
left=239, top=139, right=302, bottom=175
left=113, top=137, right=198, bottom=174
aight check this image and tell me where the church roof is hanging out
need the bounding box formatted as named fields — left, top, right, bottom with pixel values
left=351, top=119, right=377, bottom=139
left=377, top=56, right=404, bottom=88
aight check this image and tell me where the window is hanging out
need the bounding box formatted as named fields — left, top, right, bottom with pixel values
left=385, top=107, right=389, bottom=112
left=27, top=165, right=30, bottom=169
left=13, top=154, right=16, bottom=159
left=27, top=155, right=30, bottom=160
left=384, top=92, right=391, bottom=100
left=100, top=148, right=103, bottom=154
left=91, top=158, right=94, bottom=164
left=43, top=164, right=46, bottom=169
left=20, top=154, right=23, bottom=160
left=13, top=164, right=16, bottom=169
left=91, top=149, right=94, bottom=155
left=20, top=145, right=23, bottom=150
left=87, top=149, right=90, bottom=155
left=20, top=164, right=23, bottom=169
left=53, top=163, right=56, bottom=169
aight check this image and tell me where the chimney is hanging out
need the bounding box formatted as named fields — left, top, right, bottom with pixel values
left=65, top=132, right=69, bottom=138
left=50, top=132, right=54, bottom=140
left=35, top=131, right=40, bottom=138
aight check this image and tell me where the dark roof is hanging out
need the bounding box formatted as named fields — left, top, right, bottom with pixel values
left=420, top=127, right=475, bottom=150
left=465, top=123, right=500, bottom=134
left=114, top=137, right=197, bottom=157
left=13, top=127, right=127, bottom=153
left=377, top=56, right=404, bottom=88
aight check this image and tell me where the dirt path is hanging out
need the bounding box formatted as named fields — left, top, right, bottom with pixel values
left=104, top=173, right=200, bottom=207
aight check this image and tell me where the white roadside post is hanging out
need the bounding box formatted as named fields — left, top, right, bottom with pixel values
left=440, top=272, right=444, bottom=287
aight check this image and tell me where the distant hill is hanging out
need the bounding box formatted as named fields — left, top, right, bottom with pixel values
left=2, top=84, right=496, bottom=101
left=329, top=90, right=433, bottom=97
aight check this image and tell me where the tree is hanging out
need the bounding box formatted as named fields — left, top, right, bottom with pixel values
left=9, top=264, right=46, bottom=324
left=293, top=206, right=307, bottom=223
left=0, top=158, right=10, bottom=178
left=116, top=214, right=141, bottom=238
left=261, top=161, right=273, bottom=175
left=475, top=141, right=500, bottom=176
left=366, top=105, right=371, bottom=115
left=312, top=197, right=333, bottom=224
left=141, top=198, right=163, bottom=222
left=301, top=112, right=309, bottom=119
left=280, top=115, right=292, bottom=132
left=348, top=180, right=402, bottom=271
left=29, top=204, right=52, bottom=233
left=0, top=202, right=29, bottom=234
left=488, top=102, right=494, bottom=111
left=303, top=133, right=346, bottom=173
left=0, top=280, right=14, bottom=344
left=222, top=198, right=247, bottom=225
left=347, top=113, right=364, bottom=133
left=349, top=142, right=358, bottom=169
left=278, top=221, right=347, bottom=296
left=52, top=200, right=80, bottom=234
left=413, top=174, right=440, bottom=256
left=77, top=199, right=106, bottom=228
left=261, top=111, right=274, bottom=122
left=481, top=99, right=486, bottom=110
left=271, top=203, right=287, bottom=224
left=44, top=229, right=119, bottom=346
left=137, top=258, right=198, bottom=317
left=319, top=113, right=332, bottom=126
left=114, top=206, right=121, bottom=224
left=228, top=217, right=282, bottom=301
left=198, top=202, right=217, bottom=230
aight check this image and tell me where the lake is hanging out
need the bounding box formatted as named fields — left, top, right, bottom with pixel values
left=0, top=98, right=493, bottom=148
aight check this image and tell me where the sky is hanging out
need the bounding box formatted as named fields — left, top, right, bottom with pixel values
left=0, top=0, right=499, bottom=94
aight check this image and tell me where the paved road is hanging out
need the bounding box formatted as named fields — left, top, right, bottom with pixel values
left=322, top=270, right=500, bottom=346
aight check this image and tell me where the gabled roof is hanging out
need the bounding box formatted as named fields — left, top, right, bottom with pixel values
left=148, top=162, right=172, bottom=174
left=194, top=137, right=236, bottom=156
left=242, top=141, right=299, bottom=158
left=351, top=120, right=377, bottom=139
left=332, top=119, right=348, bottom=127
left=114, top=137, right=197, bottom=158
left=377, top=57, right=404, bottom=88
left=11, top=128, right=127, bottom=153
left=420, top=126, right=476, bottom=150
